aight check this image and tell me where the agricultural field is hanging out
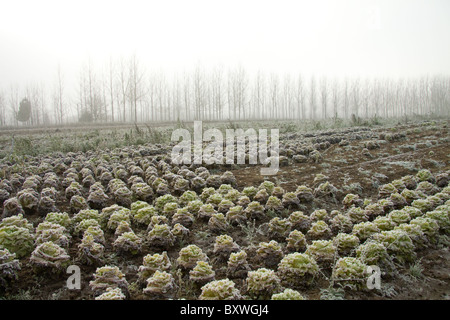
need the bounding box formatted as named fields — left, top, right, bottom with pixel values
left=0, top=118, right=449, bottom=301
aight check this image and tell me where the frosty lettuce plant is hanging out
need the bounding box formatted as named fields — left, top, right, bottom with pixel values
left=305, top=240, right=337, bottom=268
left=409, top=216, right=440, bottom=243
left=218, top=199, right=235, bottom=214
left=0, top=248, right=21, bottom=287
left=355, top=240, right=389, bottom=266
left=147, top=224, right=176, bottom=249
left=242, top=186, right=258, bottom=200
left=277, top=252, right=319, bottom=288
left=162, top=202, right=179, bottom=218
left=254, top=188, right=269, bottom=205
left=213, top=235, right=240, bottom=260
left=401, top=175, right=418, bottom=190
left=286, top=230, right=307, bottom=252
left=394, top=223, right=428, bottom=249
left=265, top=196, right=284, bottom=212
left=389, top=193, right=407, bottom=209
left=281, top=192, right=300, bottom=208
left=75, top=218, right=101, bottom=235
left=225, top=205, right=246, bottom=226
left=198, top=279, right=242, bottom=300
left=329, top=212, right=353, bottom=234
left=200, top=187, right=216, bottom=202
left=268, top=217, right=292, bottom=240
left=416, top=181, right=439, bottom=196
left=227, top=250, right=250, bottom=279
left=372, top=229, right=416, bottom=264
left=177, top=244, right=208, bottom=269
left=363, top=203, right=384, bottom=219
left=73, top=209, right=101, bottom=225
left=310, top=209, right=329, bottom=222
left=416, top=169, right=435, bottom=184
left=378, top=183, right=398, bottom=199
left=84, top=225, right=105, bottom=244
left=206, top=193, right=223, bottom=208
left=259, top=181, right=275, bottom=195
left=288, top=211, right=311, bottom=233
left=389, top=209, right=412, bottom=225
left=401, top=189, right=422, bottom=205
left=35, top=222, right=70, bottom=248
left=198, top=203, right=216, bottom=220
left=224, top=189, right=241, bottom=203
left=89, top=265, right=129, bottom=296
left=331, top=257, right=368, bottom=290
left=314, top=181, right=339, bottom=198
left=133, top=205, right=158, bottom=226
left=244, top=201, right=265, bottom=220
left=412, top=199, right=433, bottom=213
left=189, top=261, right=216, bottom=285
left=256, top=240, right=284, bottom=268
left=29, top=241, right=70, bottom=273
left=131, top=183, right=154, bottom=203
left=333, top=233, right=360, bottom=256
left=179, top=190, right=199, bottom=206
left=113, top=231, right=143, bottom=255
left=95, top=287, right=126, bottom=300
left=373, top=216, right=396, bottom=232
left=307, top=220, right=332, bottom=240
left=154, top=194, right=178, bottom=213
left=143, top=270, right=178, bottom=299
left=425, top=207, right=450, bottom=234
left=2, top=197, right=24, bottom=218
left=0, top=225, right=34, bottom=258
left=138, top=251, right=172, bottom=281
left=342, top=194, right=363, bottom=209
left=45, top=212, right=72, bottom=230
left=172, top=207, right=195, bottom=228
left=246, top=268, right=281, bottom=299
left=295, top=185, right=314, bottom=203
left=402, top=206, right=423, bottom=219
left=271, top=288, right=306, bottom=300
left=352, top=221, right=380, bottom=242
left=107, top=208, right=131, bottom=231
left=77, top=232, right=105, bottom=265
left=186, top=199, right=203, bottom=216
left=17, top=188, right=40, bottom=214
left=347, top=206, right=369, bottom=224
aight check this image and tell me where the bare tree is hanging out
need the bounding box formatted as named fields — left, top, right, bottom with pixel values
left=309, top=75, right=317, bottom=119
left=319, top=76, right=328, bottom=119
left=128, top=54, right=147, bottom=123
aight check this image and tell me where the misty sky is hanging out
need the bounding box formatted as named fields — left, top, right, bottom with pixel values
left=1, top=0, right=450, bottom=90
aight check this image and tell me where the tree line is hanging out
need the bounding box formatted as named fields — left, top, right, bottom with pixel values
left=0, top=55, right=449, bottom=127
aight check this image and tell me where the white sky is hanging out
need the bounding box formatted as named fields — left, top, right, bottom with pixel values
left=1, top=0, right=450, bottom=90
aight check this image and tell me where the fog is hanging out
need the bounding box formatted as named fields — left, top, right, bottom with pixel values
left=0, top=0, right=449, bottom=125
